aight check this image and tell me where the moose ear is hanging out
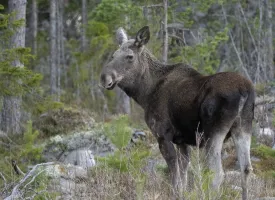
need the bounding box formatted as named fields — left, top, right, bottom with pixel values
left=116, top=27, right=128, bottom=45
left=134, top=26, right=150, bottom=47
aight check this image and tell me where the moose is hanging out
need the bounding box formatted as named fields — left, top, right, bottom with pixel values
left=100, top=26, right=255, bottom=200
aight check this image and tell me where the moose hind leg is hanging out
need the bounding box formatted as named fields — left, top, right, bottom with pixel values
left=205, top=130, right=228, bottom=190
left=231, top=120, right=253, bottom=200
left=177, top=144, right=190, bottom=193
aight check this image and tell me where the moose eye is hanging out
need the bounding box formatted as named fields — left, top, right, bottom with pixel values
left=126, top=55, right=134, bottom=61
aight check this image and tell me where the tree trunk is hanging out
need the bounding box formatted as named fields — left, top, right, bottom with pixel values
left=56, top=0, right=62, bottom=101
left=81, top=0, right=88, bottom=51
left=265, top=0, right=274, bottom=81
left=162, top=0, right=168, bottom=63
left=31, top=0, right=37, bottom=56
left=115, top=88, right=131, bottom=115
left=50, top=0, right=57, bottom=98
left=60, top=1, right=66, bottom=89
left=0, top=0, right=27, bottom=134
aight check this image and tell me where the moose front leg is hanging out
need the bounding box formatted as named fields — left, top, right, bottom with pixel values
left=157, top=137, right=181, bottom=198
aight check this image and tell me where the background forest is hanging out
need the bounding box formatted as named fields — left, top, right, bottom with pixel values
left=0, top=0, right=275, bottom=199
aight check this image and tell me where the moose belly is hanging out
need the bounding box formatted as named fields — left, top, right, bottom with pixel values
left=169, top=105, right=203, bottom=146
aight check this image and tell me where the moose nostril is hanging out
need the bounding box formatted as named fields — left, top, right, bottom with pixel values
left=107, top=81, right=113, bottom=87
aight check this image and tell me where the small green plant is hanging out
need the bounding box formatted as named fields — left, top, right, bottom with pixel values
left=255, top=83, right=267, bottom=96
left=252, top=144, right=275, bottom=159
left=103, top=115, right=132, bottom=150
left=20, top=121, right=43, bottom=163
left=251, top=144, right=275, bottom=182
left=0, top=121, right=43, bottom=193
left=98, top=115, right=151, bottom=200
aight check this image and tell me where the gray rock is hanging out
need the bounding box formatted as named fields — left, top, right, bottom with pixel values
left=43, top=130, right=115, bottom=162
left=45, top=164, right=90, bottom=199
left=62, top=149, right=95, bottom=169
left=131, top=130, right=146, bottom=144
left=251, top=156, right=261, bottom=162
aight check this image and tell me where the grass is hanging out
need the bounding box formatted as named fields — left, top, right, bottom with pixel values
left=1, top=114, right=275, bottom=199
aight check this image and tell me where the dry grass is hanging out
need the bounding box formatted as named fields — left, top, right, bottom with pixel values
left=43, top=147, right=275, bottom=200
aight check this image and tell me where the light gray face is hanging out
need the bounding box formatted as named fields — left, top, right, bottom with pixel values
left=100, top=26, right=150, bottom=90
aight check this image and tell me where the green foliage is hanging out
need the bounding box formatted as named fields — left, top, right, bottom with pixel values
left=97, top=145, right=150, bottom=172
left=177, top=28, right=229, bottom=74
left=252, top=144, right=275, bottom=159
left=97, top=143, right=150, bottom=200
left=21, top=121, right=43, bottom=162
left=255, top=83, right=267, bottom=96
left=33, top=96, right=64, bottom=116
left=91, top=0, right=143, bottom=30
left=0, top=4, right=42, bottom=97
left=0, top=121, right=42, bottom=188
left=103, top=115, right=132, bottom=150
left=252, top=144, right=275, bottom=180
left=98, top=115, right=151, bottom=199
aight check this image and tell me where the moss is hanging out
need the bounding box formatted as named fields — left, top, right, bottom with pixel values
left=255, top=83, right=267, bottom=96
left=33, top=107, right=95, bottom=137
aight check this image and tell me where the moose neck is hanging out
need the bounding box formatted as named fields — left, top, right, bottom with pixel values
left=118, top=48, right=169, bottom=109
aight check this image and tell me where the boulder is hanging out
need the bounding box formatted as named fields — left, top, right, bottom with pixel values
left=43, top=130, right=115, bottom=162
left=62, top=149, right=95, bottom=169
left=33, top=108, right=95, bottom=137
left=45, top=164, right=90, bottom=199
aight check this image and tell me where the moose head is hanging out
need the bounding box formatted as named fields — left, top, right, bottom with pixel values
left=100, top=26, right=150, bottom=90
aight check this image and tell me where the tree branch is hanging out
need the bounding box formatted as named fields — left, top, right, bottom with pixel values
left=11, top=160, right=25, bottom=176
left=4, top=162, right=55, bottom=200
left=0, top=172, right=7, bottom=189
left=221, top=5, right=252, bottom=82
left=142, top=4, right=163, bottom=9
left=255, top=96, right=275, bottom=106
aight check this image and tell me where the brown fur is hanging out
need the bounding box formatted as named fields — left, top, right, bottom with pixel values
left=100, top=26, right=255, bottom=200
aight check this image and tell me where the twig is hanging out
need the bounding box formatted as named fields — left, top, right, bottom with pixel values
left=168, top=34, right=185, bottom=44
left=221, top=5, right=252, bottom=82
left=255, top=96, right=275, bottom=106
left=0, top=172, right=7, bottom=189
left=142, top=4, right=163, bottom=9
left=11, top=160, right=25, bottom=176
left=4, top=162, right=55, bottom=200
left=22, top=169, right=46, bottom=191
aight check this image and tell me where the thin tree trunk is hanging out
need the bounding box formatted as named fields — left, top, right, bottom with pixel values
left=1, top=0, right=27, bottom=134
left=81, top=0, right=87, bottom=51
left=31, top=0, right=37, bottom=56
left=50, top=0, right=57, bottom=98
left=76, top=61, right=80, bottom=104
left=60, top=2, right=66, bottom=89
left=265, top=0, right=274, bottom=81
left=162, top=0, right=168, bottom=63
left=115, top=88, right=131, bottom=115
left=56, top=0, right=61, bottom=101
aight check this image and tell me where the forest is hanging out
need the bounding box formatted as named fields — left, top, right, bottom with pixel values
left=0, top=0, right=275, bottom=199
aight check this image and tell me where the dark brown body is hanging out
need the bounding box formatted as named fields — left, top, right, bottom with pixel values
left=143, top=66, right=254, bottom=147
left=100, top=26, right=254, bottom=200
